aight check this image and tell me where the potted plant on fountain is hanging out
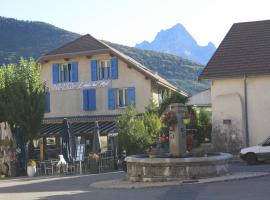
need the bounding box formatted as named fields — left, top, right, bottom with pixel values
left=27, top=159, right=36, bottom=177
left=146, top=145, right=159, bottom=158
left=161, top=111, right=178, bottom=128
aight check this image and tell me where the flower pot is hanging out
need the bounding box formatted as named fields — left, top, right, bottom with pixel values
left=27, top=166, right=36, bottom=177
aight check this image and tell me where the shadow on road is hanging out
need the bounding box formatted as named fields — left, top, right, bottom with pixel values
left=0, top=172, right=124, bottom=194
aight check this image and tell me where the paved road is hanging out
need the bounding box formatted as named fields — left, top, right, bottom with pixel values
left=0, top=163, right=270, bottom=200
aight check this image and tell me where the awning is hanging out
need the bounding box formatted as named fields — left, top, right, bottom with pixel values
left=40, top=121, right=117, bottom=137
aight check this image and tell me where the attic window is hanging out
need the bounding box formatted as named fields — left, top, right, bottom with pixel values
left=97, top=60, right=111, bottom=80
left=59, top=63, right=72, bottom=82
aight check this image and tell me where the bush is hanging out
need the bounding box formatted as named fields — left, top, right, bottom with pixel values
left=197, top=108, right=212, bottom=144
left=143, top=112, right=162, bottom=142
left=116, top=107, right=162, bottom=155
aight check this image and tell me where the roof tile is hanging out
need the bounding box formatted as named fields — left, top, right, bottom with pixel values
left=199, top=20, right=270, bottom=79
left=39, top=34, right=187, bottom=95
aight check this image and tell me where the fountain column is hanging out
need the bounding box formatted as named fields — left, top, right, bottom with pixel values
left=168, top=103, right=187, bottom=157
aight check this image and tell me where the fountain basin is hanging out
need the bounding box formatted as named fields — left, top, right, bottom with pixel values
left=125, top=153, right=232, bottom=182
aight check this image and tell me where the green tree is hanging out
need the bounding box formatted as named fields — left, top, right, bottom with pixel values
left=116, top=107, right=162, bottom=155
left=143, top=112, right=162, bottom=142
left=157, top=92, right=187, bottom=116
left=116, top=107, right=147, bottom=155
left=0, top=58, right=46, bottom=158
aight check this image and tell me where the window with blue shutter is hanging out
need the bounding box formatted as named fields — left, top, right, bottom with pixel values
left=53, top=62, right=80, bottom=83
left=111, top=58, right=118, bottom=79
left=88, top=89, right=96, bottom=111
left=45, top=92, right=50, bottom=113
left=71, top=62, right=78, bottom=82
left=82, top=89, right=96, bottom=111
left=108, top=88, right=116, bottom=110
left=91, top=60, right=97, bottom=81
left=52, top=64, right=59, bottom=84
left=128, top=87, right=136, bottom=107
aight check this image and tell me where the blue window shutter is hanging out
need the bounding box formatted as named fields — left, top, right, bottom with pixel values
left=108, top=88, right=116, bottom=110
left=88, top=89, right=96, bottom=111
left=83, top=90, right=89, bottom=111
left=111, top=58, right=118, bottom=79
left=45, top=92, right=50, bottom=113
left=128, top=87, right=136, bottom=107
left=91, top=60, right=97, bottom=81
left=52, top=64, right=59, bottom=84
left=71, top=62, right=78, bottom=82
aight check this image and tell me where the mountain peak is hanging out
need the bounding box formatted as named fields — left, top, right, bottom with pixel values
left=159, top=23, right=190, bottom=37
left=171, top=23, right=186, bottom=30
left=0, top=16, right=209, bottom=94
left=136, top=23, right=216, bottom=64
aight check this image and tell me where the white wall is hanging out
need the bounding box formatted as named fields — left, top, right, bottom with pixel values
left=211, top=75, right=270, bottom=148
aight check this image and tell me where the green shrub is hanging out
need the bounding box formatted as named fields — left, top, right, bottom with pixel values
left=143, top=112, right=162, bottom=142
left=197, top=108, right=212, bottom=143
left=116, top=107, right=162, bottom=155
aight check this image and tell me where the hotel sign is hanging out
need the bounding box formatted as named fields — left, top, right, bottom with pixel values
left=52, top=80, right=111, bottom=91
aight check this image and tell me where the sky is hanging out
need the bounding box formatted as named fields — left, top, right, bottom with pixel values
left=1, top=0, right=270, bottom=47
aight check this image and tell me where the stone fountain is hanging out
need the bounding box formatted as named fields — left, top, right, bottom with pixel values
left=125, top=103, right=232, bottom=182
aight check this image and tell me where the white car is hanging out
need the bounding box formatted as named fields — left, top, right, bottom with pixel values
left=240, top=137, right=270, bottom=165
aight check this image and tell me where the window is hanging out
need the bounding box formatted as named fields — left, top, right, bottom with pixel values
left=97, top=60, right=111, bottom=80
left=117, top=88, right=128, bottom=108
left=158, top=89, right=165, bottom=103
left=59, top=63, right=72, bottom=82
left=108, top=87, right=135, bottom=110
left=53, top=62, right=78, bottom=84
left=262, top=137, right=270, bottom=146
left=83, top=89, right=96, bottom=111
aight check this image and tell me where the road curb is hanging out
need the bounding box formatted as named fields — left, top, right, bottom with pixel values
left=229, top=154, right=244, bottom=164
left=90, top=172, right=270, bottom=189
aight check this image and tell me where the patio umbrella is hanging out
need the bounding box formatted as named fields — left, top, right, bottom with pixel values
left=92, top=121, right=101, bottom=153
left=61, top=118, right=76, bottom=162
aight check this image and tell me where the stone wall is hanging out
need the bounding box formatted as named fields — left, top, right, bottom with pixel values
left=125, top=153, right=232, bottom=182
left=0, top=122, right=16, bottom=176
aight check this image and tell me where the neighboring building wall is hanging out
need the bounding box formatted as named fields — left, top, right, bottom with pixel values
left=211, top=75, right=270, bottom=151
left=246, top=76, right=270, bottom=145
left=41, top=53, right=153, bottom=118
left=211, top=78, right=246, bottom=151
left=186, top=88, right=211, bottom=107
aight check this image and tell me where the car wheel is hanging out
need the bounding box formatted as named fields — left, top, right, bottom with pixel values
left=246, top=153, right=257, bottom=165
